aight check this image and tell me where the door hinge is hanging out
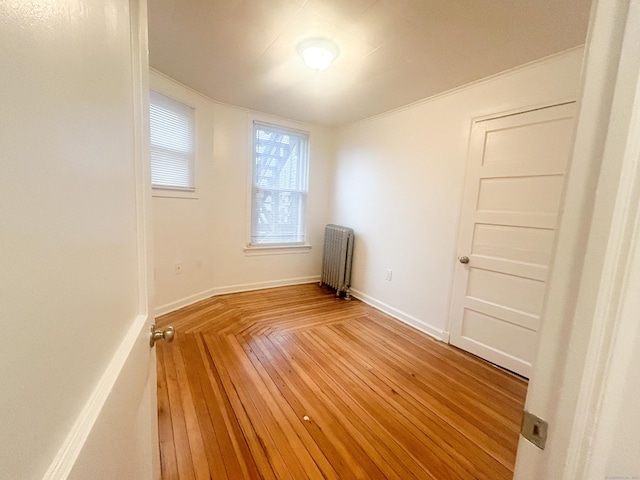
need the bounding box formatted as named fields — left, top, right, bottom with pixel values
left=521, top=410, right=548, bottom=450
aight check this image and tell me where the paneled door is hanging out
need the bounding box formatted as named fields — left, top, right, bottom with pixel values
left=449, top=103, right=576, bottom=378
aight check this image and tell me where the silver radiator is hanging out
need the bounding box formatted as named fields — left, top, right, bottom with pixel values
left=320, top=224, right=354, bottom=299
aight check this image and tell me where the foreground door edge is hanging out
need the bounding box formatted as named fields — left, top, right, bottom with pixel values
left=42, top=0, right=159, bottom=478
left=515, top=0, right=640, bottom=478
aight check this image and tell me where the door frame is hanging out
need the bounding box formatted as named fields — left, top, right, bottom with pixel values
left=514, top=0, right=640, bottom=477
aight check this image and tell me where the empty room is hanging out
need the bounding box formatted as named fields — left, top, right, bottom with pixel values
left=2, top=1, right=639, bottom=479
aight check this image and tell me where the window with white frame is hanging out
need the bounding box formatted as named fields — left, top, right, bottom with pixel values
left=149, top=90, right=195, bottom=191
left=250, top=122, right=309, bottom=245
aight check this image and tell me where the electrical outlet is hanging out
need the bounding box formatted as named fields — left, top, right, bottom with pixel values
left=385, top=269, right=392, bottom=281
left=175, top=262, right=183, bottom=275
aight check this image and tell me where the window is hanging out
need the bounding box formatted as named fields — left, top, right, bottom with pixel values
left=250, top=122, right=309, bottom=245
left=149, top=90, right=195, bottom=191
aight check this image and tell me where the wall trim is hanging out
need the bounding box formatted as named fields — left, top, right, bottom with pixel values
left=350, top=288, right=447, bottom=342
left=150, top=69, right=321, bottom=132
left=243, top=244, right=313, bottom=256
left=151, top=47, right=583, bottom=130
left=154, top=281, right=450, bottom=343
left=154, top=276, right=321, bottom=317
left=347, top=46, right=584, bottom=128
left=43, top=314, right=149, bottom=480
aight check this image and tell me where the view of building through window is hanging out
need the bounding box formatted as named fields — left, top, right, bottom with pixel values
left=251, top=122, right=309, bottom=245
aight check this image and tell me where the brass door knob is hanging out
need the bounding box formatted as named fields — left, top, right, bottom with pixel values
left=150, top=325, right=175, bottom=347
left=459, top=256, right=470, bottom=264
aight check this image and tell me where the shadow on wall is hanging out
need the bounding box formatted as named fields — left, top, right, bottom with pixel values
left=350, top=234, right=369, bottom=293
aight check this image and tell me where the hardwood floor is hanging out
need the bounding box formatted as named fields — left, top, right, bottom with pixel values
left=155, top=284, right=527, bottom=480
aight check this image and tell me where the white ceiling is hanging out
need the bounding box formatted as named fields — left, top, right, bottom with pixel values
left=148, top=0, right=592, bottom=127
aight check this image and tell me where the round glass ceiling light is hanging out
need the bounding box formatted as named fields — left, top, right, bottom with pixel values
left=298, top=38, right=338, bottom=71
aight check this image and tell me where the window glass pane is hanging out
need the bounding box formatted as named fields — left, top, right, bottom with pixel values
left=251, top=122, right=309, bottom=245
left=251, top=189, right=305, bottom=244
left=149, top=91, right=195, bottom=190
left=253, top=125, right=307, bottom=192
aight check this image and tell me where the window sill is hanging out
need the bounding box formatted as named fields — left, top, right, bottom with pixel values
left=152, top=188, right=198, bottom=200
left=243, top=244, right=312, bottom=256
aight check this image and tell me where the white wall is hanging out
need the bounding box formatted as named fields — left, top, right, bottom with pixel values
left=332, top=48, right=585, bottom=339
left=151, top=71, right=335, bottom=315
left=0, top=1, right=154, bottom=478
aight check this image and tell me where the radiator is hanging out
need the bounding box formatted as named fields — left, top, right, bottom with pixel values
left=320, top=224, right=354, bottom=299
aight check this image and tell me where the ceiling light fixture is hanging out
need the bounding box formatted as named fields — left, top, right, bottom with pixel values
left=298, top=38, right=338, bottom=71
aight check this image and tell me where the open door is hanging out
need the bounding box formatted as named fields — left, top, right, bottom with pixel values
left=0, top=1, right=159, bottom=478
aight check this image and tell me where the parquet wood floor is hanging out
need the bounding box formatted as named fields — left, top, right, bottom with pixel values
left=156, top=283, right=527, bottom=479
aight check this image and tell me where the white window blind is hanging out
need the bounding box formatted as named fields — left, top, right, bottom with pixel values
left=149, top=90, right=195, bottom=190
left=251, top=122, right=309, bottom=245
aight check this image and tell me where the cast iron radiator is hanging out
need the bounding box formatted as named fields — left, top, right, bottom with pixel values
left=320, top=224, right=354, bottom=299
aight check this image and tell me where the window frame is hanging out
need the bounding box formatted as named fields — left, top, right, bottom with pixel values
left=149, top=89, right=198, bottom=199
left=245, top=117, right=312, bottom=254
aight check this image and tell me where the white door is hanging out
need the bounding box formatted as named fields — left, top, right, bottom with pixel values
left=0, top=1, right=158, bottom=479
left=449, top=103, right=576, bottom=378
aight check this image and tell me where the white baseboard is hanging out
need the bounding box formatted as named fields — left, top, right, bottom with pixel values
left=350, top=288, right=448, bottom=342
left=154, top=276, right=321, bottom=317
left=43, top=314, right=149, bottom=480
left=154, top=287, right=219, bottom=317
left=154, top=281, right=450, bottom=345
